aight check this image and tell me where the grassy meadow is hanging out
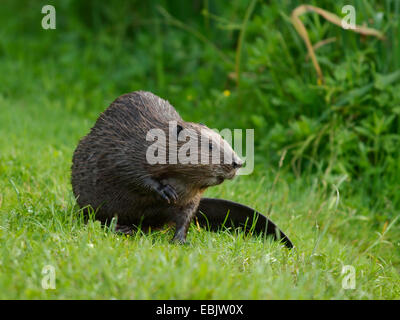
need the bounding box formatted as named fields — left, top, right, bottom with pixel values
left=0, top=0, right=399, bottom=299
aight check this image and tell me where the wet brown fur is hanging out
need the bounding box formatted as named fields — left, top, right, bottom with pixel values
left=71, top=91, right=241, bottom=243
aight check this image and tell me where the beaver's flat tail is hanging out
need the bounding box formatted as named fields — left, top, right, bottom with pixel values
left=195, top=198, right=294, bottom=249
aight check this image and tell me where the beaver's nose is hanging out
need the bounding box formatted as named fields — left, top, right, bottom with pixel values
left=233, top=160, right=243, bottom=168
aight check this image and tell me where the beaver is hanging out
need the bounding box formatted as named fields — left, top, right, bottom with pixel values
left=71, top=91, right=243, bottom=243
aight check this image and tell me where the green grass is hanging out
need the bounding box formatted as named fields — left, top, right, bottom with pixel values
left=0, top=0, right=399, bottom=299
left=0, top=98, right=399, bottom=299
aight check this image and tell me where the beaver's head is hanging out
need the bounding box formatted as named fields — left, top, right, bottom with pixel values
left=169, top=122, right=243, bottom=188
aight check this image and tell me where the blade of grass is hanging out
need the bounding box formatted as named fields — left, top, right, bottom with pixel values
left=235, top=0, right=258, bottom=88
left=291, top=4, right=385, bottom=84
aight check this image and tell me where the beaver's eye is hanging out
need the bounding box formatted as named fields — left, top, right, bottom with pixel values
left=209, top=142, right=213, bottom=151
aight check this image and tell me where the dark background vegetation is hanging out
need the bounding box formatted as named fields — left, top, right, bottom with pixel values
left=1, top=0, right=399, bottom=226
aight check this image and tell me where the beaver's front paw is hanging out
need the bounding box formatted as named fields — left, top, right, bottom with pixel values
left=157, top=184, right=178, bottom=204
left=171, top=231, right=188, bottom=244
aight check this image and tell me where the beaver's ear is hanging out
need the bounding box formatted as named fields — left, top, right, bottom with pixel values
left=175, top=124, right=184, bottom=137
